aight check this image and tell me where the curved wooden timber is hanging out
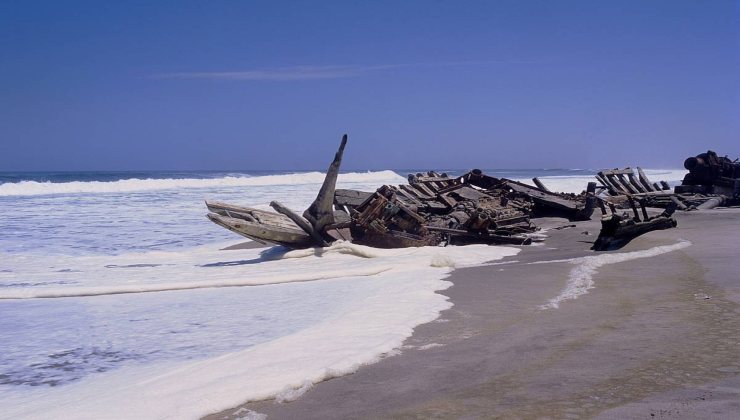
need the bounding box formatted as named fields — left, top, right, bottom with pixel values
left=205, top=200, right=313, bottom=248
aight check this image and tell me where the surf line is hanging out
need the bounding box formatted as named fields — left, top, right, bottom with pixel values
left=0, top=266, right=393, bottom=300
left=538, top=240, right=692, bottom=310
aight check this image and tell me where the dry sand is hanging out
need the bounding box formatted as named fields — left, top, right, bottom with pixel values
left=207, top=208, right=740, bottom=419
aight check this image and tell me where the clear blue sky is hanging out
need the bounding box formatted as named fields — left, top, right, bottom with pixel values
left=0, top=0, right=737, bottom=171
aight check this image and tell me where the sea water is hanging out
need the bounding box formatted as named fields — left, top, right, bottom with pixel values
left=0, top=168, right=685, bottom=419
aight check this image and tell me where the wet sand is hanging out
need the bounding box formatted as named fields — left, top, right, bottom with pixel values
left=207, top=208, right=740, bottom=419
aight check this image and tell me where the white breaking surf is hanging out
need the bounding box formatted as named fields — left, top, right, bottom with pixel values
left=540, top=240, right=691, bottom=309
left=0, top=170, right=406, bottom=196
left=1, top=242, right=518, bottom=419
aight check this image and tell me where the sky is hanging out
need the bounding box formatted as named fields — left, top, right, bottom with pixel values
left=0, top=0, right=737, bottom=171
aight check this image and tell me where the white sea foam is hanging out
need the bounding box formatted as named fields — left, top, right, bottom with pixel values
left=0, top=170, right=405, bottom=196
left=418, top=343, right=444, bottom=350
left=540, top=240, right=691, bottom=309
left=0, top=242, right=398, bottom=298
left=1, top=242, right=519, bottom=419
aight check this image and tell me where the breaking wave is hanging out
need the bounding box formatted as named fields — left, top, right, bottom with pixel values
left=0, top=171, right=405, bottom=197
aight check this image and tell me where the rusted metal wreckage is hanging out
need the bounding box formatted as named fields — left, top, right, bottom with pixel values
left=206, top=135, right=596, bottom=249
left=205, top=136, right=737, bottom=251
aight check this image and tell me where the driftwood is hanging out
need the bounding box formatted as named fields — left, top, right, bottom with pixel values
left=270, top=200, right=329, bottom=247
left=205, top=201, right=314, bottom=248
left=592, top=197, right=677, bottom=251
left=532, top=177, right=551, bottom=193
left=303, top=134, right=348, bottom=241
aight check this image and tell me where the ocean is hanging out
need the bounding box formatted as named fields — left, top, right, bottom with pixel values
left=0, top=168, right=686, bottom=418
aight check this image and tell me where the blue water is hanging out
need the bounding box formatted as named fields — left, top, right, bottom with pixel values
left=0, top=169, right=410, bottom=395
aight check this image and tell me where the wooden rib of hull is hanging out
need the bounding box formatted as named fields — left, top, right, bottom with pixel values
left=205, top=201, right=313, bottom=248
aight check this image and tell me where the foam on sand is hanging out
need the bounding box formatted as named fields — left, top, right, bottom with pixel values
left=540, top=240, right=691, bottom=309
left=0, top=170, right=405, bottom=196
left=1, top=242, right=518, bottom=419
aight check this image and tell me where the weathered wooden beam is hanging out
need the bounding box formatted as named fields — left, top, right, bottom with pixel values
left=503, top=179, right=586, bottom=218
left=636, top=167, right=657, bottom=192
left=697, top=196, right=726, bottom=210
left=626, top=196, right=641, bottom=221
left=532, top=177, right=551, bottom=192
left=304, top=134, right=347, bottom=240
left=412, top=183, right=437, bottom=197
left=271, top=200, right=329, bottom=247
left=670, top=195, right=688, bottom=210
left=627, top=173, right=647, bottom=193
left=617, top=174, right=641, bottom=194
left=609, top=174, right=634, bottom=194
left=592, top=212, right=677, bottom=251
left=399, top=184, right=428, bottom=200
left=601, top=168, right=638, bottom=176
left=638, top=199, right=650, bottom=221
left=334, top=189, right=373, bottom=208
left=598, top=172, right=625, bottom=194
left=426, top=226, right=532, bottom=245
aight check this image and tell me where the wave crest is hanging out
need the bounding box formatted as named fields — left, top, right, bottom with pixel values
left=0, top=171, right=405, bottom=197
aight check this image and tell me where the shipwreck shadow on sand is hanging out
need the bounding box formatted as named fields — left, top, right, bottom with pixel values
left=199, top=246, right=293, bottom=268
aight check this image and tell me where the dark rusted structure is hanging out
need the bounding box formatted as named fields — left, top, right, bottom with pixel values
left=207, top=136, right=738, bottom=251
left=674, top=150, right=740, bottom=208
left=595, top=156, right=739, bottom=211
left=206, top=135, right=599, bottom=249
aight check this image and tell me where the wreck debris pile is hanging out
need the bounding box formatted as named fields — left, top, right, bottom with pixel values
left=595, top=151, right=740, bottom=211
left=338, top=170, right=542, bottom=248
left=674, top=150, right=740, bottom=209
left=205, top=136, right=735, bottom=251
left=591, top=196, right=678, bottom=251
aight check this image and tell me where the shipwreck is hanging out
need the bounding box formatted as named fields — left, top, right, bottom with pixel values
left=206, top=135, right=594, bottom=249
left=206, top=135, right=737, bottom=251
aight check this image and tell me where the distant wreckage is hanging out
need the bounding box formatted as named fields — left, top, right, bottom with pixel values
left=206, top=135, right=738, bottom=251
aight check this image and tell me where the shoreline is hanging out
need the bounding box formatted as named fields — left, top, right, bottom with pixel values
left=207, top=208, right=740, bottom=419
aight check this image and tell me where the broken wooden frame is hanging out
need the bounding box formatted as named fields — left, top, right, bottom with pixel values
left=594, top=167, right=728, bottom=211
left=591, top=195, right=678, bottom=251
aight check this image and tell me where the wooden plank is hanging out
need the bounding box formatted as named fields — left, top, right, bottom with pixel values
left=532, top=177, right=551, bottom=192
left=605, top=174, right=631, bottom=194
left=399, top=184, right=428, bottom=199
left=597, top=172, right=624, bottom=194
left=270, top=200, right=327, bottom=246
left=503, top=179, right=581, bottom=213
left=627, top=173, right=647, bottom=193
left=394, top=188, right=423, bottom=206
left=334, top=189, right=373, bottom=207
left=412, top=183, right=437, bottom=197
left=617, top=173, right=640, bottom=194
left=636, top=167, right=657, bottom=192
left=436, top=194, right=456, bottom=208
left=601, top=168, right=637, bottom=176
left=626, top=196, right=641, bottom=221
left=425, top=226, right=532, bottom=245
left=595, top=173, right=616, bottom=194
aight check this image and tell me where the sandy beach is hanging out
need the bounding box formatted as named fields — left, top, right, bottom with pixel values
left=208, top=208, right=740, bottom=419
